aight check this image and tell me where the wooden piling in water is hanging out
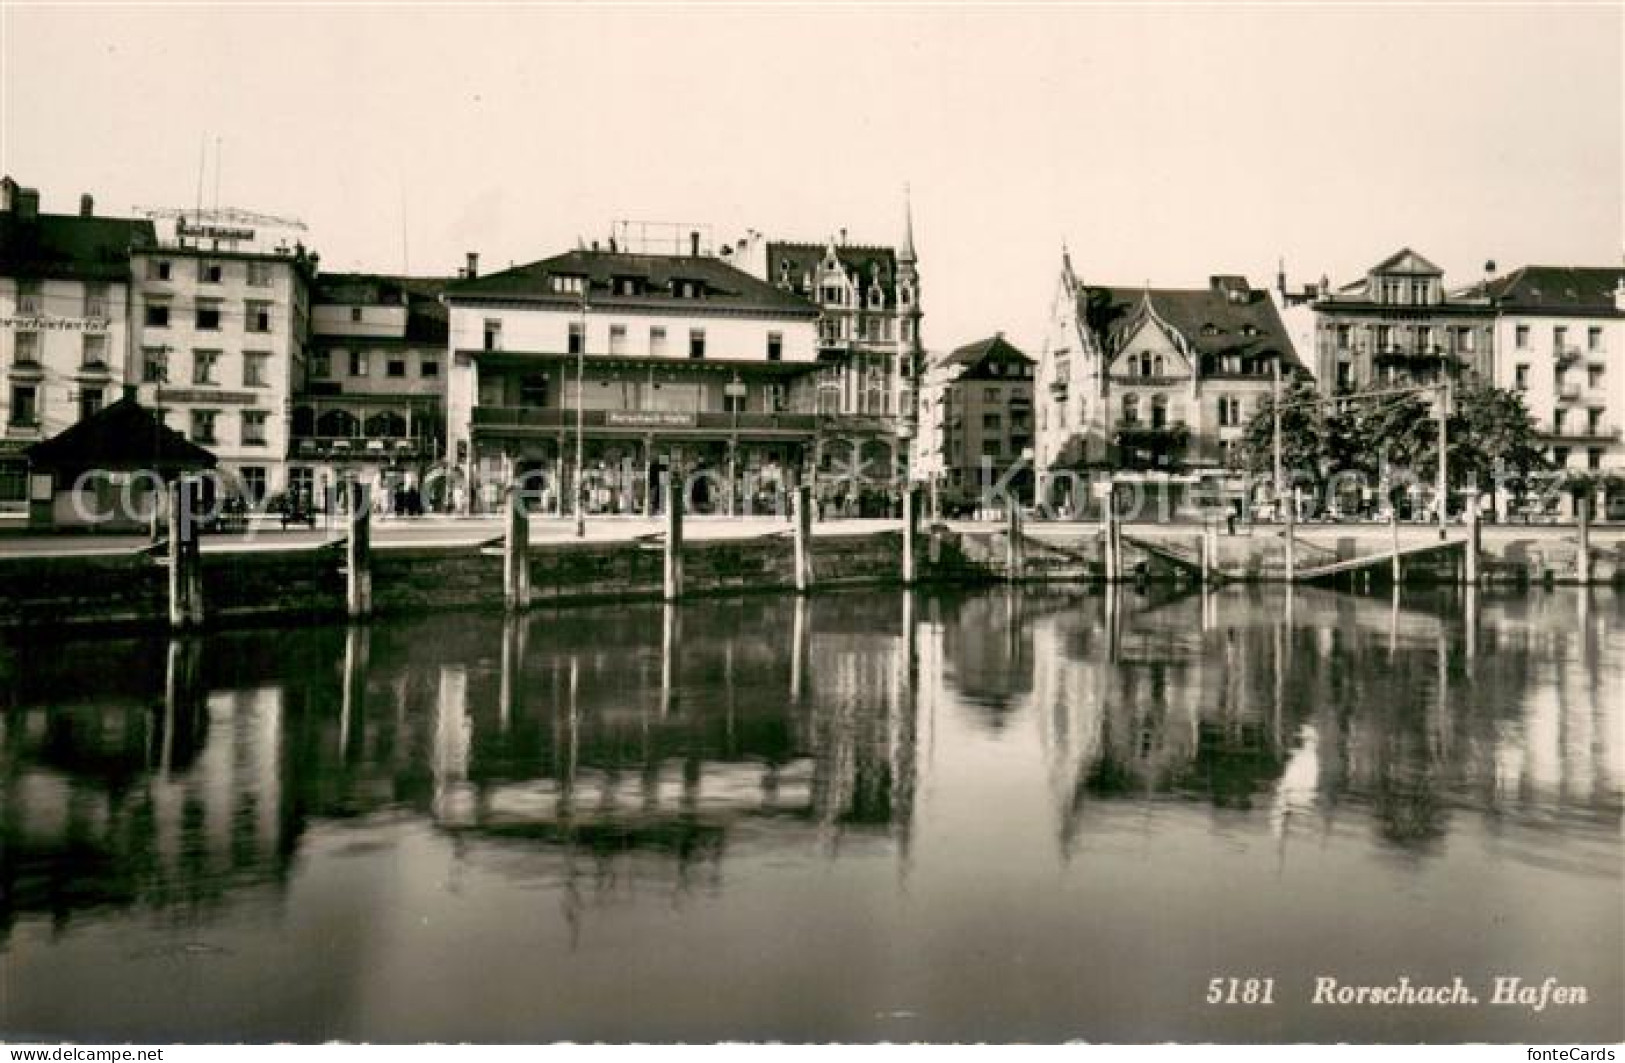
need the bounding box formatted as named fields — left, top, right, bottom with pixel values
left=901, top=484, right=918, bottom=586
left=1465, top=488, right=1481, bottom=586
left=1103, top=487, right=1121, bottom=583
left=504, top=487, right=531, bottom=611
left=167, top=477, right=204, bottom=630
left=663, top=473, right=684, bottom=602
left=1578, top=493, right=1593, bottom=585
left=1006, top=503, right=1024, bottom=582
left=1390, top=508, right=1402, bottom=586
left=793, top=483, right=813, bottom=594
left=346, top=481, right=372, bottom=620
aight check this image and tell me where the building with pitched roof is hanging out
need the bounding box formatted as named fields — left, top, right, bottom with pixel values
left=917, top=334, right=1035, bottom=511
left=1476, top=264, right=1625, bottom=513
left=291, top=272, right=453, bottom=511
left=1309, top=248, right=1494, bottom=394
left=443, top=244, right=821, bottom=515
left=1, top=177, right=156, bottom=515
left=1034, top=252, right=1303, bottom=512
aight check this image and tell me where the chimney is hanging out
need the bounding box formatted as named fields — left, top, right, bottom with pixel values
left=591, top=240, right=599, bottom=252
left=839, top=227, right=847, bottom=245
left=465, top=252, right=479, bottom=278
left=689, top=230, right=700, bottom=257
left=16, top=188, right=39, bottom=221
left=80, top=193, right=94, bottom=217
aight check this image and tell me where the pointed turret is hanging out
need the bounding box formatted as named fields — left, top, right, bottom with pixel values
left=899, top=184, right=917, bottom=265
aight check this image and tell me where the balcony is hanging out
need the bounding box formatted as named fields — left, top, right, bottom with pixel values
left=1047, top=379, right=1069, bottom=399
left=472, top=406, right=821, bottom=435
left=1557, top=383, right=1583, bottom=402
left=1538, top=426, right=1621, bottom=445
left=1108, top=373, right=1186, bottom=386
left=292, top=436, right=431, bottom=461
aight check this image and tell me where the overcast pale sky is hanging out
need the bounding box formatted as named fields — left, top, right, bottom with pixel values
left=2, top=4, right=1620, bottom=352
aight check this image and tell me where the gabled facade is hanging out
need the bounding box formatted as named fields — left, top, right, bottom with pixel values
left=1035, top=252, right=1301, bottom=505
left=918, top=334, right=1035, bottom=503
left=443, top=247, right=821, bottom=515
left=1310, top=248, right=1494, bottom=393
left=0, top=177, right=156, bottom=515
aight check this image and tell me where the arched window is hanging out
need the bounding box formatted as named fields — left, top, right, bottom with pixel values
left=1151, top=394, right=1169, bottom=428
left=1153, top=355, right=1165, bottom=377
left=316, top=408, right=358, bottom=438
left=1122, top=394, right=1140, bottom=425
left=365, top=411, right=407, bottom=438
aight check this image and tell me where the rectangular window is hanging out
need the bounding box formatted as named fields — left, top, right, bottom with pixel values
left=983, top=412, right=1002, bottom=430
left=1376, top=325, right=1394, bottom=350
left=191, top=410, right=217, bottom=444
left=520, top=373, right=549, bottom=407
left=16, top=282, right=41, bottom=313
left=83, top=283, right=109, bottom=320
left=387, top=359, right=406, bottom=378
left=81, top=333, right=108, bottom=368
left=1514, top=364, right=1529, bottom=390
left=1417, top=326, right=1433, bottom=352
left=1553, top=409, right=1566, bottom=434
left=247, top=262, right=273, bottom=287
left=1588, top=447, right=1604, bottom=471
left=483, top=319, right=502, bottom=351
left=148, top=259, right=172, bottom=281
left=193, top=350, right=220, bottom=385
left=241, top=410, right=268, bottom=446
left=14, top=331, right=39, bottom=364
left=1457, top=327, right=1476, bottom=353
left=689, top=329, right=706, bottom=359
left=1218, top=396, right=1241, bottom=427
left=650, top=326, right=667, bottom=357
left=1554, top=326, right=1568, bottom=351
left=145, top=303, right=170, bottom=328
left=1587, top=408, right=1603, bottom=434
left=609, top=323, right=627, bottom=355
left=199, top=261, right=223, bottom=284
left=1336, top=362, right=1353, bottom=389
left=349, top=350, right=367, bottom=376
left=1588, top=365, right=1604, bottom=390
left=723, top=393, right=746, bottom=415
left=1588, top=326, right=1603, bottom=352
left=142, top=347, right=169, bottom=383
left=195, top=305, right=221, bottom=331
left=1515, top=325, right=1530, bottom=349
left=1552, top=446, right=1570, bottom=468
left=9, top=385, right=37, bottom=425
left=567, top=321, right=584, bottom=355
left=246, top=302, right=272, bottom=333
left=550, top=275, right=584, bottom=295
left=78, top=387, right=103, bottom=422
left=767, top=332, right=783, bottom=362
left=421, top=359, right=439, bottom=378
left=310, top=350, right=331, bottom=379
left=1335, top=325, right=1351, bottom=349
left=244, top=352, right=270, bottom=388
left=241, top=466, right=268, bottom=501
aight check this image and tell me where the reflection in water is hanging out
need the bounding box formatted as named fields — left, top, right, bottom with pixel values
left=0, top=586, right=1619, bottom=1041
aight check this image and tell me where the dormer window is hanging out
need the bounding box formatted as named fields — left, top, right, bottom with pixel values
left=551, top=275, right=585, bottom=296
left=1201, top=323, right=1219, bottom=337
left=612, top=276, right=643, bottom=297
left=671, top=279, right=704, bottom=299
left=868, top=285, right=884, bottom=309
left=820, top=285, right=844, bottom=306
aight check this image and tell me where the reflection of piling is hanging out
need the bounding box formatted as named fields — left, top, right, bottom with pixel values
left=1389, top=507, right=1402, bottom=585
left=1006, top=503, right=1024, bottom=582
left=1464, top=488, right=1481, bottom=585
left=901, top=485, right=918, bottom=585
left=346, top=481, right=372, bottom=619
left=793, top=483, right=814, bottom=593
left=1102, top=486, right=1121, bottom=583
left=663, top=473, right=684, bottom=602
left=1200, top=518, right=1215, bottom=586
left=167, top=478, right=204, bottom=630
left=340, top=624, right=370, bottom=759
left=1577, top=494, right=1593, bottom=585
left=499, top=615, right=526, bottom=732
left=660, top=603, right=679, bottom=718
left=504, top=488, right=531, bottom=611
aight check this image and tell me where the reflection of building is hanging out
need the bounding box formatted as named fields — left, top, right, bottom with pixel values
left=917, top=334, right=1034, bottom=506
left=0, top=178, right=155, bottom=514
left=1035, top=251, right=1301, bottom=509
left=128, top=224, right=317, bottom=502
left=1310, top=248, right=1493, bottom=394
left=444, top=245, right=821, bottom=515
left=290, top=273, right=451, bottom=509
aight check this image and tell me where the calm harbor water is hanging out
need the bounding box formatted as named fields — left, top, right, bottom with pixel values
left=0, top=587, right=1619, bottom=1043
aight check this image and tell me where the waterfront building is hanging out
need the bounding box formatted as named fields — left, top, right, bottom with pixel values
left=128, top=221, right=317, bottom=503
left=443, top=243, right=821, bottom=515
left=291, top=272, right=451, bottom=512
left=1034, top=250, right=1302, bottom=513
left=916, top=333, right=1035, bottom=511
left=0, top=177, right=154, bottom=517
left=1478, top=265, right=1625, bottom=515
left=1309, top=248, right=1494, bottom=394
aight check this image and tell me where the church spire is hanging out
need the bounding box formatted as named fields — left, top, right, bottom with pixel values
left=899, top=183, right=917, bottom=264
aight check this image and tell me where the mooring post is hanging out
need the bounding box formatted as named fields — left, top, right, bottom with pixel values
left=1283, top=487, right=1297, bottom=584
left=1103, top=485, right=1121, bottom=583
left=1390, top=505, right=1402, bottom=585
left=663, top=471, right=684, bottom=602
left=1005, top=501, right=1024, bottom=583
left=901, top=483, right=918, bottom=585
left=1577, top=492, right=1593, bottom=585
left=1200, top=518, right=1214, bottom=586
left=346, top=480, right=372, bottom=619
left=1464, top=487, right=1481, bottom=586
left=504, top=486, right=531, bottom=611
left=793, top=482, right=813, bottom=594
left=167, top=477, right=204, bottom=630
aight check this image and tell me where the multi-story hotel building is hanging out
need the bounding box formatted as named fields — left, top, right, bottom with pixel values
left=444, top=244, right=821, bottom=515
left=917, top=334, right=1035, bottom=508
left=291, top=272, right=450, bottom=511
left=1480, top=265, right=1625, bottom=515
left=1310, top=248, right=1494, bottom=394
left=129, top=227, right=316, bottom=503
left=0, top=178, right=154, bottom=515
left=1034, top=251, right=1301, bottom=512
